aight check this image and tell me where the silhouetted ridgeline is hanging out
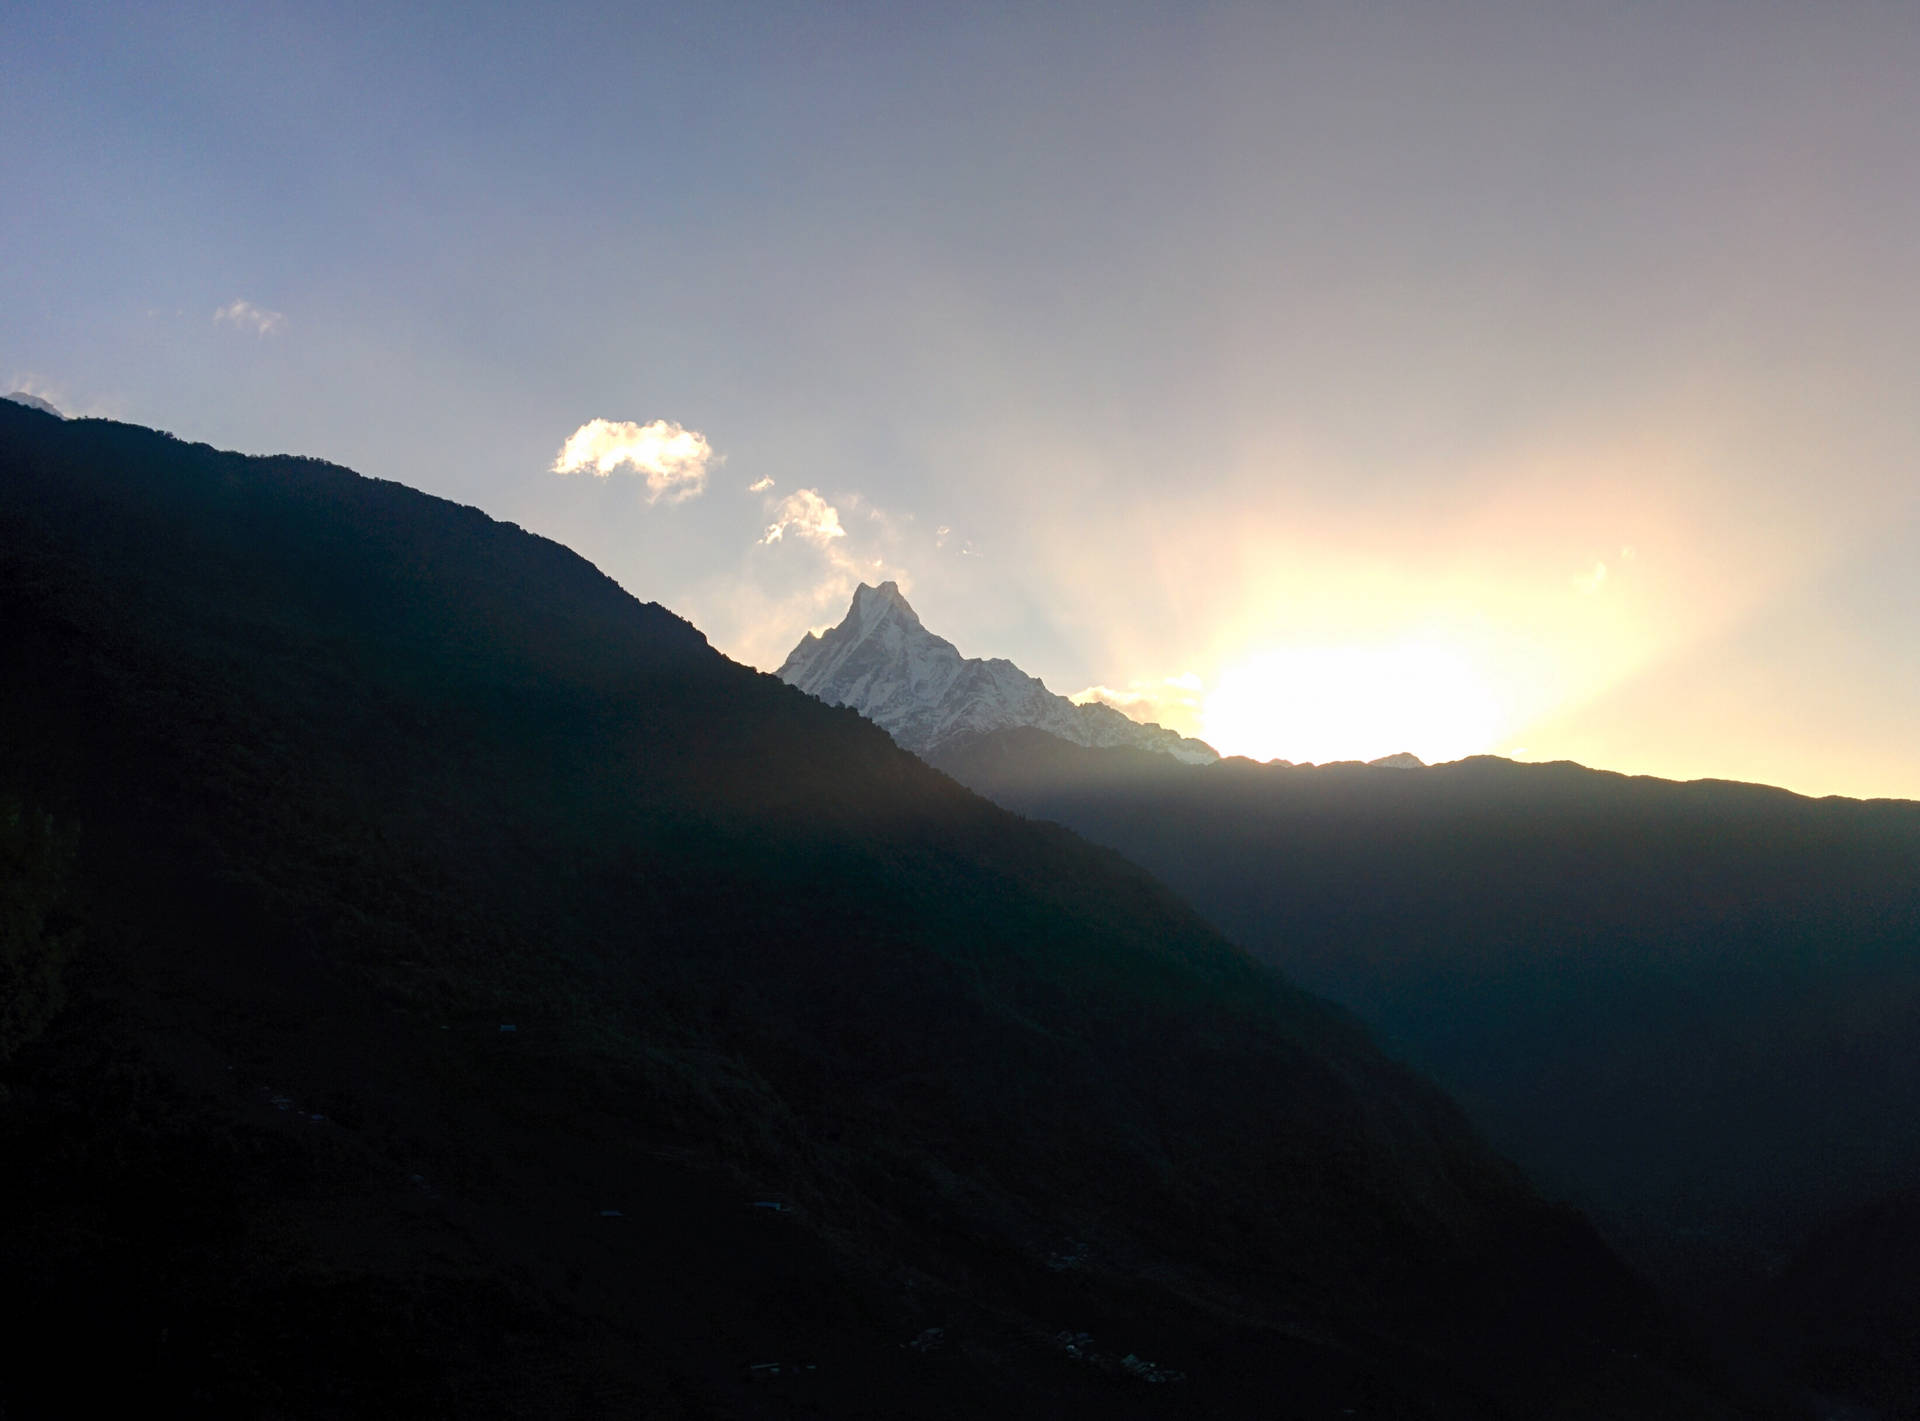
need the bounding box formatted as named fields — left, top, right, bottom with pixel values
left=0, top=402, right=1755, bottom=1417
left=929, top=727, right=1920, bottom=1413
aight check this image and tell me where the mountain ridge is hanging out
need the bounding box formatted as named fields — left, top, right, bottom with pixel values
left=0, top=403, right=1742, bottom=1417
left=779, top=581, right=1219, bottom=764
left=924, top=721, right=1920, bottom=1414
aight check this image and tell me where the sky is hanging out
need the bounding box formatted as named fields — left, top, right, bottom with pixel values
left=6, top=2, right=1919, bottom=797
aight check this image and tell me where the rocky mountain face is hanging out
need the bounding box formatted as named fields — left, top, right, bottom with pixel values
left=778, top=582, right=1219, bottom=764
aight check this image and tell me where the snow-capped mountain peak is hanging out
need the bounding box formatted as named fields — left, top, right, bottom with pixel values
left=851, top=579, right=919, bottom=629
left=777, top=583, right=1219, bottom=765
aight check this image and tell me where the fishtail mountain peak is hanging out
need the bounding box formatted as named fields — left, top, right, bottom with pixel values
left=778, top=582, right=1219, bottom=764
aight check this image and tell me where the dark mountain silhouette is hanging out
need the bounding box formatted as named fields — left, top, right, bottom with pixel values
left=1758, top=1185, right=1920, bottom=1417
left=926, top=727, right=1920, bottom=1412
left=0, top=402, right=1749, bottom=1417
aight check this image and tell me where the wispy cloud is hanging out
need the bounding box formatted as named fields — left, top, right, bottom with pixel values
left=746, top=476, right=775, bottom=493
left=732, top=485, right=921, bottom=667
left=7, top=374, right=66, bottom=407
left=213, top=299, right=284, bottom=336
left=760, top=488, right=845, bottom=545
left=5, top=374, right=123, bottom=420
left=1070, top=673, right=1206, bottom=732
left=552, top=418, right=716, bottom=503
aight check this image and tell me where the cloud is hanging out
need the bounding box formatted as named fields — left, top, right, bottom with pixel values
left=6, top=374, right=122, bottom=420
left=1070, top=673, right=1206, bottom=732
left=1573, top=561, right=1609, bottom=594
left=747, top=476, right=775, bottom=493
left=737, top=487, right=913, bottom=662
left=760, top=488, right=846, bottom=545
left=213, top=299, right=284, bottom=336
left=7, top=374, right=66, bottom=406
left=552, top=418, right=715, bottom=502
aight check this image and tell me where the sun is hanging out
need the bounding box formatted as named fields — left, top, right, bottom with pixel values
left=1200, top=643, right=1506, bottom=766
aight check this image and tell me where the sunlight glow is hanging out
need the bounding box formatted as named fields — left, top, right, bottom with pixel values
left=1200, top=644, right=1506, bottom=766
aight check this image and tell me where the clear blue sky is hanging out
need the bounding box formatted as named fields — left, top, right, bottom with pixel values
left=7, top=2, right=1919, bottom=793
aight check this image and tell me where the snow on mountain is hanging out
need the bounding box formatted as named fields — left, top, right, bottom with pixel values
left=778, top=582, right=1219, bottom=764
left=1366, top=752, right=1426, bottom=769
left=5, top=392, right=64, bottom=418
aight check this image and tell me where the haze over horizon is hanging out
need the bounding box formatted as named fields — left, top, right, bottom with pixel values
left=7, top=3, right=1919, bottom=797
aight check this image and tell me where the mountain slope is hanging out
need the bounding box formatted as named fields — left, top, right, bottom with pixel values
left=926, top=729, right=1920, bottom=1300
left=0, top=403, right=1741, bottom=1418
left=779, top=581, right=1218, bottom=763
left=1759, top=1185, right=1920, bottom=1416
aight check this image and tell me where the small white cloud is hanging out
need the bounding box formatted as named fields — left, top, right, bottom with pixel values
left=552, top=418, right=716, bottom=503
left=213, top=299, right=285, bottom=336
left=715, top=486, right=920, bottom=668
left=1070, top=673, right=1206, bottom=730
left=1573, top=561, right=1608, bottom=594
left=760, top=488, right=845, bottom=545
left=747, top=476, right=775, bottom=493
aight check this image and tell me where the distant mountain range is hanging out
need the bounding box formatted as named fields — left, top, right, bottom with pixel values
left=779, top=582, right=1432, bottom=772
left=926, top=724, right=1920, bottom=1412
left=778, top=581, right=1220, bottom=763
left=775, top=584, right=1920, bottom=1415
